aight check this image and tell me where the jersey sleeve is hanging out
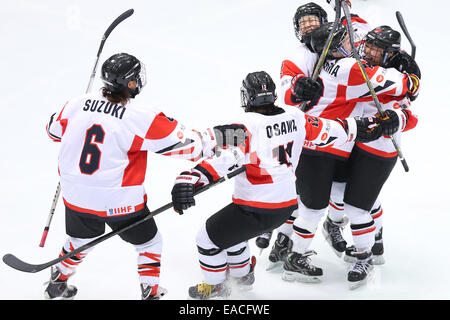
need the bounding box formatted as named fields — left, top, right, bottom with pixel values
left=304, top=114, right=350, bottom=147
left=280, top=46, right=318, bottom=106
left=46, top=101, right=69, bottom=142
left=346, top=61, right=418, bottom=104
left=140, top=112, right=204, bottom=161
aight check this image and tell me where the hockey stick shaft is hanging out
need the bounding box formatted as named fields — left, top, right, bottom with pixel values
left=395, top=11, right=416, bottom=59
left=39, top=9, right=135, bottom=247
left=301, top=0, right=342, bottom=111
left=341, top=2, right=409, bottom=172
left=5, top=167, right=247, bottom=273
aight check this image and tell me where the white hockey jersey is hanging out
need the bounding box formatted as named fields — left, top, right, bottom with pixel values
left=191, top=106, right=354, bottom=213
left=47, top=92, right=206, bottom=218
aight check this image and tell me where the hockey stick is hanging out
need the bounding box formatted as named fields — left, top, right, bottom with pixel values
left=39, top=9, right=135, bottom=248
left=395, top=11, right=416, bottom=59
left=300, top=0, right=342, bottom=112
left=341, top=2, right=409, bottom=172
left=5, top=167, right=247, bottom=273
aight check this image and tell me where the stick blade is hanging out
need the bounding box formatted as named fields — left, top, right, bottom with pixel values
left=2, top=254, right=47, bottom=273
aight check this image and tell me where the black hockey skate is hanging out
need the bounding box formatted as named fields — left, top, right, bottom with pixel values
left=188, top=282, right=231, bottom=300
left=141, top=283, right=168, bottom=300
left=44, top=267, right=77, bottom=300
left=344, top=229, right=385, bottom=265
left=347, top=250, right=374, bottom=289
left=322, top=216, right=348, bottom=257
left=267, top=232, right=292, bottom=270
left=282, top=251, right=323, bottom=283
left=255, top=232, right=273, bottom=253
left=231, top=256, right=256, bottom=291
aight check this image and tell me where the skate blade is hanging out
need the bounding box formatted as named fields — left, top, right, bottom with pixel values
left=370, top=255, right=385, bottom=265
left=322, top=229, right=345, bottom=258
left=266, top=261, right=282, bottom=271
left=282, top=271, right=322, bottom=283
left=44, top=292, right=75, bottom=300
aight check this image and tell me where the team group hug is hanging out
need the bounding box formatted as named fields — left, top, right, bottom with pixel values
left=44, top=0, right=420, bottom=299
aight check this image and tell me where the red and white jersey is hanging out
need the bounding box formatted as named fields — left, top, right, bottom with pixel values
left=191, top=107, right=353, bottom=213
left=303, top=57, right=416, bottom=159
left=47, top=92, right=205, bottom=218
left=356, top=97, right=418, bottom=158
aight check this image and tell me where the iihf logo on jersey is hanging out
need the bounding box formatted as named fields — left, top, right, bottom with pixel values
left=107, top=206, right=134, bottom=216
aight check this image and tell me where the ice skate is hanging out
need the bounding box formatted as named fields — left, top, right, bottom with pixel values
left=322, top=216, right=348, bottom=257
left=141, top=283, right=168, bottom=300
left=255, top=232, right=273, bottom=255
left=44, top=266, right=77, bottom=300
left=231, top=256, right=256, bottom=291
left=347, top=250, right=374, bottom=290
left=266, top=232, right=292, bottom=270
left=282, top=251, right=323, bottom=283
left=344, top=229, right=385, bottom=265
left=188, top=282, right=231, bottom=300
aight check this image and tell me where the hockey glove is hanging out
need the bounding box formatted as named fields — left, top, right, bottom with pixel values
left=388, top=51, right=421, bottom=79
left=376, top=109, right=409, bottom=136
left=171, top=171, right=202, bottom=215
left=339, top=117, right=382, bottom=143
left=291, top=75, right=324, bottom=104
left=213, top=124, right=247, bottom=148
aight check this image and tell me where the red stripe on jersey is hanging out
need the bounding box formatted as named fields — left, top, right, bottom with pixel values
left=281, top=60, right=306, bottom=106
left=232, top=197, right=298, bottom=209
left=197, top=161, right=221, bottom=182
left=352, top=226, right=376, bottom=236
left=63, top=198, right=145, bottom=217
left=122, top=135, right=148, bottom=187
left=355, top=142, right=398, bottom=158
left=280, top=59, right=305, bottom=78
left=348, top=63, right=379, bottom=86
left=56, top=102, right=68, bottom=121
left=245, top=152, right=273, bottom=185
left=145, top=112, right=178, bottom=140
left=319, top=84, right=358, bottom=120
left=315, top=145, right=352, bottom=158
left=60, top=119, right=68, bottom=136
left=341, top=15, right=369, bottom=26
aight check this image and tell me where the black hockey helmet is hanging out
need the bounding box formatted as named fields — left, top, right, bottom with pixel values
left=101, top=53, right=146, bottom=98
left=310, top=22, right=350, bottom=58
left=240, top=71, right=277, bottom=111
left=293, top=2, right=328, bottom=43
left=362, top=26, right=401, bottom=66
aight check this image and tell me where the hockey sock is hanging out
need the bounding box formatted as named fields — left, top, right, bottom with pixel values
left=56, top=236, right=97, bottom=278
left=345, top=203, right=376, bottom=250
left=226, top=242, right=250, bottom=278
left=135, top=231, right=163, bottom=287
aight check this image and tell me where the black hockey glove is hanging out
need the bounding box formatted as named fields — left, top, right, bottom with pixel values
left=291, top=75, right=324, bottom=103
left=354, top=116, right=383, bottom=143
left=387, top=50, right=421, bottom=79
left=171, top=171, right=202, bottom=215
left=213, top=124, right=247, bottom=148
left=375, top=109, right=401, bottom=136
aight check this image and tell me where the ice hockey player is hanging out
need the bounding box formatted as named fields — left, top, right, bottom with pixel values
left=282, top=22, right=420, bottom=288
left=262, top=0, right=371, bottom=269
left=170, top=70, right=387, bottom=299
left=255, top=0, right=329, bottom=262
left=341, top=25, right=420, bottom=268
left=44, top=53, right=218, bottom=300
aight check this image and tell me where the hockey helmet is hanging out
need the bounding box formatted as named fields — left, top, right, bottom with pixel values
left=240, top=71, right=277, bottom=111
left=101, top=53, right=147, bottom=98
left=362, top=26, right=401, bottom=66
left=293, top=2, right=328, bottom=43
left=310, top=22, right=350, bottom=58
